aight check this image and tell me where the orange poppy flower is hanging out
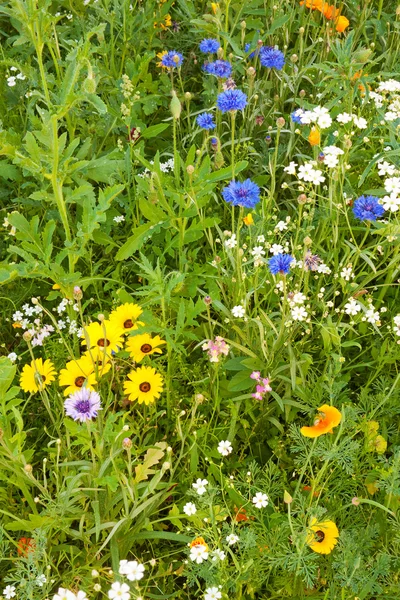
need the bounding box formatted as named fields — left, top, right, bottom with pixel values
left=243, top=214, right=254, bottom=226
left=190, top=536, right=208, bottom=549
left=300, top=404, right=342, bottom=438
left=300, top=0, right=323, bottom=9
left=335, top=15, right=349, bottom=32
left=17, top=537, right=35, bottom=556
left=322, top=4, right=339, bottom=20
left=308, top=127, right=321, bottom=146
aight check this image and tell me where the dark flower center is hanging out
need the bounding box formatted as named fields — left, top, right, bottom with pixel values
left=140, top=343, right=153, bottom=353
left=237, top=188, right=248, bottom=198
left=124, top=319, right=133, bottom=328
left=97, top=338, right=110, bottom=347
left=315, top=530, right=325, bottom=543
left=75, top=376, right=86, bottom=387
left=41, top=375, right=46, bottom=382
left=139, top=382, right=151, bottom=393
left=75, top=399, right=91, bottom=415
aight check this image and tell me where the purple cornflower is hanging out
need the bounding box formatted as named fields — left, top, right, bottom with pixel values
left=196, top=112, right=216, bottom=130
left=304, top=251, right=321, bottom=271
left=161, top=50, right=184, bottom=68
left=259, top=46, right=285, bottom=70
left=222, top=179, right=260, bottom=209
left=202, top=336, right=230, bottom=363
left=204, top=60, right=232, bottom=78
left=268, top=253, right=294, bottom=275
left=223, top=77, right=237, bottom=90
left=199, top=38, right=220, bottom=54
left=352, top=195, right=385, bottom=221
left=291, top=109, right=304, bottom=124
left=217, top=89, right=247, bottom=112
left=64, top=388, right=102, bottom=422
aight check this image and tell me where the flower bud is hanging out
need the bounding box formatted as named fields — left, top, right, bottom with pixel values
left=123, top=437, right=132, bottom=449
left=297, top=194, right=307, bottom=204
left=91, top=570, right=99, bottom=577
left=73, top=286, right=83, bottom=301
left=276, top=117, right=285, bottom=128
left=344, top=138, right=352, bottom=149
left=186, top=165, right=195, bottom=175
left=203, top=295, right=212, bottom=305
left=184, top=91, right=192, bottom=100
left=291, top=54, right=298, bottom=63
left=299, top=26, right=305, bottom=34
left=24, top=464, right=33, bottom=473
left=98, top=313, right=105, bottom=322
left=299, top=89, right=306, bottom=98
left=82, top=74, right=97, bottom=94
left=304, top=236, right=312, bottom=246
left=284, top=490, right=293, bottom=504
left=94, top=584, right=101, bottom=592
left=23, top=331, right=32, bottom=342
left=31, top=297, right=39, bottom=305
left=247, top=67, right=256, bottom=77
left=217, top=47, right=224, bottom=59
left=214, top=151, right=224, bottom=168
left=170, top=90, right=181, bottom=120
left=241, top=20, right=246, bottom=29
left=195, top=393, right=204, bottom=402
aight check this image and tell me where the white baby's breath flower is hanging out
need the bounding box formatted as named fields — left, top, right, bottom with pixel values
left=291, top=306, right=308, bottom=321
left=217, top=440, right=233, bottom=456
left=119, top=559, right=145, bottom=581
left=192, top=478, right=209, bottom=495
left=284, top=161, right=297, bottom=175
left=344, top=298, right=361, bottom=316
left=204, top=587, right=222, bottom=600
left=226, top=533, right=239, bottom=546
left=252, top=492, right=269, bottom=508
left=189, top=543, right=209, bottom=564
left=231, top=305, right=245, bottom=318
left=183, top=502, right=197, bottom=516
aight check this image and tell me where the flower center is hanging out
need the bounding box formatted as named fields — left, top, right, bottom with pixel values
left=140, top=343, right=153, bottom=353
left=75, top=399, right=91, bottom=415
left=97, top=338, right=110, bottom=347
left=139, top=381, right=151, bottom=393
left=315, top=530, right=325, bottom=543
left=75, top=376, right=86, bottom=387
left=41, top=375, right=46, bottom=382
left=124, top=319, right=133, bottom=328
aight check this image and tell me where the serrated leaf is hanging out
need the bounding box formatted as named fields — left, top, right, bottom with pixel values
left=134, top=442, right=167, bottom=482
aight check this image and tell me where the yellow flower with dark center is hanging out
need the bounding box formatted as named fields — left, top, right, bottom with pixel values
left=81, top=320, right=124, bottom=354
left=307, top=519, right=339, bottom=554
left=126, top=333, right=166, bottom=363
left=83, top=348, right=111, bottom=377
left=109, top=303, right=144, bottom=333
left=59, top=357, right=97, bottom=397
left=124, top=366, right=164, bottom=405
left=20, top=358, right=56, bottom=394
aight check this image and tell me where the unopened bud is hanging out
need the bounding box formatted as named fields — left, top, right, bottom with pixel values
left=276, top=117, right=285, bottom=128
left=170, top=90, right=181, bottom=119
left=304, top=236, right=312, bottom=246
left=98, top=313, right=105, bottom=322
left=297, top=194, right=307, bottom=204
left=184, top=91, right=192, bottom=100
left=299, top=89, right=306, bottom=98
left=31, top=297, right=39, bottom=305
left=23, top=331, right=32, bottom=342
left=94, top=584, right=101, bottom=592
left=203, top=295, right=212, bottom=305
left=122, top=424, right=129, bottom=431
left=344, top=138, right=352, bottom=149
left=241, top=20, right=246, bottom=28
left=195, top=393, right=204, bottom=402
left=299, top=26, right=305, bottom=34
left=284, top=490, right=293, bottom=504
left=24, top=464, right=33, bottom=473
left=123, top=437, right=132, bottom=449
left=215, top=151, right=224, bottom=168
left=217, top=47, right=224, bottom=59
left=186, top=165, right=195, bottom=175
left=82, top=74, right=97, bottom=94
left=247, top=67, right=256, bottom=77
left=290, top=54, right=298, bottom=63
left=73, top=286, right=83, bottom=300
left=162, top=461, right=171, bottom=470
left=257, top=39, right=263, bottom=47
left=91, top=570, right=99, bottom=578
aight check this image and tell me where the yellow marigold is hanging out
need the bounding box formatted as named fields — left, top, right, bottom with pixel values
left=300, top=404, right=342, bottom=438
left=308, top=127, right=321, bottom=146
left=335, top=15, right=349, bottom=32
left=20, top=358, right=56, bottom=394
left=307, top=519, right=339, bottom=554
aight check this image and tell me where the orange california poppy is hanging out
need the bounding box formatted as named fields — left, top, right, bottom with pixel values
left=300, top=404, right=342, bottom=438
left=243, top=214, right=254, bottom=226
left=335, top=15, right=349, bottom=32
left=17, top=537, right=35, bottom=556
left=300, top=0, right=323, bottom=9
left=308, top=127, right=321, bottom=146
left=190, top=536, right=208, bottom=549
left=322, top=4, right=339, bottom=20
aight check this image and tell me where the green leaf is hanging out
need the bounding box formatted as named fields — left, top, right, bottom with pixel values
left=115, top=221, right=167, bottom=260
left=206, top=160, right=248, bottom=182
left=141, top=123, right=170, bottom=139
left=0, top=357, right=17, bottom=399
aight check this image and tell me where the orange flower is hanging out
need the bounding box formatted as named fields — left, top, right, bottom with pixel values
left=211, top=2, right=219, bottom=14
left=300, top=0, right=323, bottom=9
left=243, top=213, right=254, bottom=226
left=300, top=404, right=342, bottom=438
left=17, top=537, right=35, bottom=556
left=190, top=536, right=208, bottom=550
left=322, top=4, right=339, bottom=20
left=308, top=127, right=320, bottom=146
left=335, top=15, right=349, bottom=32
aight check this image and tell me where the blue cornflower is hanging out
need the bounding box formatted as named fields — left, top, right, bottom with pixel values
left=352, top=195, right=385, bottom=221
left=199, top=38, right=220, bottom=54
left=217, top=89, right=247, bottom=113
left=245, top=43, right=257, bottom=59
left=161, top=50, right=184, bottom=68
left=268, top=253, right=294, bottom=275
left=204, top=60, right=232, bottom=78
left=291, top=108, right=304, bottom=124
left=222, top=179, right=260, bottom=209
left=259, top=46, right=285, bottom=70
left=196, top=112, right=216, bottom=130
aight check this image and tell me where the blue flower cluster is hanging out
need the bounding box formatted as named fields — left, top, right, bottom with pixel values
left=196, top=112, right=216, bottom=130
left=259, top=46, right=285, bottom=70
left=352, top=195, right=385, bottom=221
left=199, top=38, right=220, bottom=54
left=204, top=60, right=232, bottom=78
left=161, top=50, right=184, bottom=68
left=268, top=253, right=294, bottom=275
left=217, top=89, right=247, bottom=113
left=222, top=179, right=260, bottom=209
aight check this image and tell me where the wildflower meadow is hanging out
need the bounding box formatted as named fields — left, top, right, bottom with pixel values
left=1, top=0, right=400, bottom=598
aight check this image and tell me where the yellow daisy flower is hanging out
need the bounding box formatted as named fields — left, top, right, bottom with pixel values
left=307, top=519, right=339, bottom=554
left=59, top=357, right=97, bottom=397
left=20, top=358, right=56, bottom=394
left=109, top=303, right=144, bottom=333
left=126, top=333, right=166, bottom=363
left=81, top=320, right=124, bottom=353
left=124, top=366, right=164, bottom=405
left=83, top=348, right=112, bottom=377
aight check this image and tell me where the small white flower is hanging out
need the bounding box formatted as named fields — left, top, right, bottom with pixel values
left=113, top=215, right=125, bottom=223
left=226, top=533, right=239, bottom=545
left=12, top=310, right=23, bottom=322
left=291, top=306, right=308, bottom=321
left=119, top=559, right=145, bottom=581
left=3, top=586, right=16, bottom=600
left=7, top=76, right=16, bottom=87
left=269, top=244, right=284, bottom=255
left=252, top=492, right=269, bottom=508
left=192, top=478, right=209, bottom=495
left=384, top=176, right=400, bottom=195
left=36, top=574, right=47, bottom=587
left=183, top=502, right=197, bottom=516
left=204, top=587, right=222, bottom=600
left=316, top=112, right=332, bottom=129
left=382, top=193, right=400, bottom=212
left=211, top=549, right=226, bottom=562
left=224, top=234, right=237, bottom=249
left=256, top=234, right=265, bottom=243
left=53, top=589, right=76, bottom=600
left=231, top=305, right=245, bottom=318
left=275, top=220, right=288, bottom=231
left=217, top=440, right=233, bottom=456
left=377, top=161, right=395, bottom=177
left=7, top=352, right=17, bottom=363
left=365, top=308, right=380, bottom=325
left=76, top=592, right=88, bottom=600
left=189, top=543, right=209, bottom=564
left=298, top=163, right=315, bottom=182
left=336, top=112, right=352, bottom=124
left=108, top=581, right=131, bottom=600
left=251, top=245, right=266, bottom=259
left=291, top=292, right=306, bottom=305
left=323, top=145, right=344, bottom=156
left=317, top=262, right=331, bottom=274
left=340, top=266, right=354, bottom=281
left=344, top=298, right=361, bottom=316
left=352, top=115, right=368, bottom=129
left=324, top=154, right=339, bottom=168
left=309, top=169, right=325, bottom=185
left=284, top=161, right=297, bottom=175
